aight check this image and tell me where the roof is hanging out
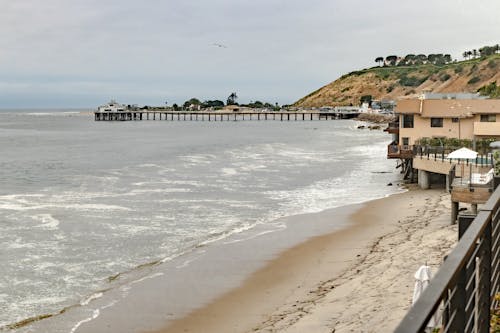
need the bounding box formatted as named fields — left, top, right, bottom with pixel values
left=396, top=99, right=500, bottom=118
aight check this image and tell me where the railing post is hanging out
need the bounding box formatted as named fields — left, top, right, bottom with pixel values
left=477, top=221, right=492, bottom=332
left=447, top=268, right=466, bottom=332
left=458, top=215, right=475, bottom=239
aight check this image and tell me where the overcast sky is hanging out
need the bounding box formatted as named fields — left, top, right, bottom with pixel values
left=1, top=0, right=499, bottom=108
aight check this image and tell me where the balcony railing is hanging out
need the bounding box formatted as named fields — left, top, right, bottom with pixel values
left=415, top=146, right=494, bottom=167
left=384, top=121, right=400, bottom=134
left=394, top=185, right=500, bottom=332
left=387, top=144, right=415, bottom=159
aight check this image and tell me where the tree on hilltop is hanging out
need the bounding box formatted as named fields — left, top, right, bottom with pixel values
left=404, top=54, right=416, bottom=63
left=375, top=57, right=384, bottom=66
left=385, top=55, right=398, bottom=66
left=463, top=50, right=473, bottom=60
left=416, top=54, right=427, bottom=62
left=479, top=46, right=496, bottom=57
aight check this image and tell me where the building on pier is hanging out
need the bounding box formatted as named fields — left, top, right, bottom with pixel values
left=97, top=100, right=127, bottom=112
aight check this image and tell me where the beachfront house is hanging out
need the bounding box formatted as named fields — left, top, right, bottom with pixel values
left=386, top=93, right=500, bottom=222
left=387, top=93, right=500, bottom=162
left=389, top=93, right=499, bottom=147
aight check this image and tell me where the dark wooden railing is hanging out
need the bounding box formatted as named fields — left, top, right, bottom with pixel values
left=384, top=121, right=400, bottom=133
left=394, top=185, right=500, bottom=332
left=387, top=144, right=415, bottom=159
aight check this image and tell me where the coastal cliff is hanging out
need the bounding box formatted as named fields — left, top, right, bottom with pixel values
left=294, top=54, right=500, bottom=108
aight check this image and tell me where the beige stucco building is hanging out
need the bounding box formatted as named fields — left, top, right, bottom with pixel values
left=386, top=94, right=499, bottom=221
left=395, top=96, right=500, bottom=146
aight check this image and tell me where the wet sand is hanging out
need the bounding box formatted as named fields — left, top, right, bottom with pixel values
left=151, top=186, right=457, bottom=333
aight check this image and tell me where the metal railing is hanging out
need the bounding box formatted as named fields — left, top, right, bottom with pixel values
left=394, top=185, right=500, bottom=332
left=415, top=146, right=494, bottom=167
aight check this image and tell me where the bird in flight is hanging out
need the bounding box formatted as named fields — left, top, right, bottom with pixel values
left=212, top=43, right=227, bottom=48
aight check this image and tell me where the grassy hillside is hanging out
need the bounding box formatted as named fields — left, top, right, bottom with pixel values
left=294, top=54, right=500, bottom=108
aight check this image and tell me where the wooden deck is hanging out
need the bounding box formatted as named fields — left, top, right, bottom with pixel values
left=451, top=185, right=493, bottom=204
left=387, top=144, right=415, bottom=159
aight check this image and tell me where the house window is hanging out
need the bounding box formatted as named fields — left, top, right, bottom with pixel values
left=430, top=117, right=443, bottom=127
left=402, top=114, right=414, bottom=128
left=480, top=114, right=496, bottom=122
left=402, top=137, right=409, bottom=146
left=452, top=118, right=459, bottom=123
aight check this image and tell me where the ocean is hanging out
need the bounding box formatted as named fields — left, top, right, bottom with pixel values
left=0, top=110, right=402, bottom=332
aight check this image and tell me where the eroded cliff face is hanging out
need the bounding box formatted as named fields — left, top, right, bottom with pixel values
left=294, top=55, right=500, bottom=108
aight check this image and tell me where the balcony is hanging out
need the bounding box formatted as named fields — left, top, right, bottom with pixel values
left=387, top=144, right=415, bottom=159
left=384, top=121, right=399, bottom=134
left=473, top=121, right=500, bottom=136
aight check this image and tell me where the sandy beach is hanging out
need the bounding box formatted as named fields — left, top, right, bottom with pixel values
left=152, top=186, right=457, bottom=333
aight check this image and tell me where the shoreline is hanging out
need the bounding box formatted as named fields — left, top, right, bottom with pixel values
left=27, top=187, right=402, bottom=333
left=150, top=186, right=457, bottom=333
left=21, top=185, right=456, bottom=333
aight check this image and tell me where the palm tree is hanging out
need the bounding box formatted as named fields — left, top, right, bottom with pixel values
left=472, top=49, right=478, bottom=58
left=375, top=57, right=384, bottom=66
left=227, top=92, right=238, bottom=105
left=463, top=51, right=469, bottom=60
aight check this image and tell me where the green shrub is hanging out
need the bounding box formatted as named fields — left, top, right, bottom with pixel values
left=454, top=65, right=463, bottom=74
left=488, top=59, right=497, bottom=69
left=492, top=293, right=500, bottom=330
left=469, top=63, right=478, bottom=74
left=414, top=138, right=498, bottom=156
left=494, top=151, right=500, bottom=176
left=360, top=95, right=372, bottom=104
left=399, top=75, right=427, bottom=87
left=376, top=70, right=391, bottom=80
left=415, top=137, right=473, bottom=148
left=467, top=76, right=481, bottom=84
left=478, top=81, right=500, bottom=98
left=439, top=73, right=451, bottom=82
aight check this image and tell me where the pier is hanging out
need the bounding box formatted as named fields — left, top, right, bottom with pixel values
left=93, top=111, right=360, bottom=121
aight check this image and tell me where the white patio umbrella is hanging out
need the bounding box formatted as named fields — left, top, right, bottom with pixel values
left=446, top=147, right=478, bottom=160
left=412, top=265, right=436, bottom=328
left=446, top=147, right=478, bottom=185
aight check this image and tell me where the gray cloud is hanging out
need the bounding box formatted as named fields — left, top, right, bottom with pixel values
left=1, top=0, right=499, bottom=107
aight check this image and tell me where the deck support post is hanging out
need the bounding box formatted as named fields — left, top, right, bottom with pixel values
left=418, top=170, right=430, bottom=189
left=471, top=204, right=478, bottom=214
left=451, top=201, right=459, bottom=224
